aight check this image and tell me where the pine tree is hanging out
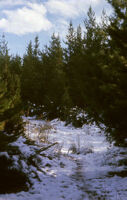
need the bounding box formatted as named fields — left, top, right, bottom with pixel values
left=21, top=37, right=43, bottom=109
left=41, top=34, right=65, bottom=118
left=21, top=40, right=34, bottom=107
left=0, top=35, right=29, bottom=193
left=104, top=0, right=127, bottom=143
left=64, top=22, right=76, bottom=106
left=78, top=7, right=106, bottom=120
left=64, top=23, right=85, bottom=107
left=0, top=35, right=21, bottom=122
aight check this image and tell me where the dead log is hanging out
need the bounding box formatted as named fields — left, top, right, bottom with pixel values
left=38, top=142, right=58, bottom=153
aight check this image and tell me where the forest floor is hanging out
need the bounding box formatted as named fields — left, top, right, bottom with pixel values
left=0, top=117, right=127, bottom=200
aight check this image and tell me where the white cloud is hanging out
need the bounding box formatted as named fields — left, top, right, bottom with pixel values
left=45, top=0, right=101, bottom=19
left=0, top=0, right=111, bottom=37
left=0, top=0, right=26, bottom=7
left=0, top=2, right=52, bottom=35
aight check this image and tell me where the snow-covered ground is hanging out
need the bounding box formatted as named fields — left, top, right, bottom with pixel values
left=0, top=117, right=127, bottom=200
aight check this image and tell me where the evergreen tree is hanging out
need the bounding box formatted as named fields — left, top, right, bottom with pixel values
left=64, top=22, right=77, bottom=106
left=41, top=34, right=65, bottom=118
left=64, top=23, right=85, bottom=107
left=21, top=37, right=43, bottom=109
left=0, top=35, right=29, bottom=193
left=82, top=7, right=109, bottom=122
left=21, top=40, right=34, bottom=108
left=103, top=0, right=127, bottom=143
left=0, top=35, right=21, bottom=121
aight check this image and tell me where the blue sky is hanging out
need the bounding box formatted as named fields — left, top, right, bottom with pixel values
left=0, top=0, right=112, bottom=56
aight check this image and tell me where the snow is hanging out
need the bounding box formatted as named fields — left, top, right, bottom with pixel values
left=0, top=117, right=127, bottom=200
left=0, top=152, right=10, bottom=159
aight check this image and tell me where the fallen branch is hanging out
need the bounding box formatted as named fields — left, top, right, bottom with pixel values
left=39, top=142, right=58, bottom=153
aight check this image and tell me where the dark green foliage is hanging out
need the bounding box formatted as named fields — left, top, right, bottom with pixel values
left=21, top=34, right=66, bottom=119
left=0, top=35, right=29, bottom=194
left=103, top=0, right=127, bottom=143
left=0, top=35, right=21, bottom=122
left=21, top=37, right=43, bottom=107
left=63, top=5, right=127, bottom=144
left=41, top=34, right=66, bottom=118
left=64, top=22, right=85, bottom=107
left=0, top=115, right=29, bottom=194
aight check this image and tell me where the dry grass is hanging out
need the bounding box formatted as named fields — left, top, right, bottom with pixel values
left=35, top=121, right=53, bottom=143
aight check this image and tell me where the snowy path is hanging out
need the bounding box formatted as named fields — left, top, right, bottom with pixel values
left=0, top=118, right=127, bottom=200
